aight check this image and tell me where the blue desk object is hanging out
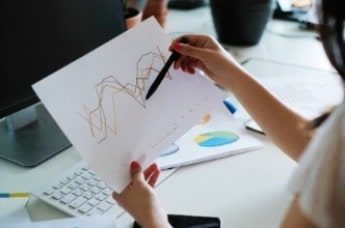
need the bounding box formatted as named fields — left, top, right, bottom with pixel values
left=223, top=98, right=237, bottom=114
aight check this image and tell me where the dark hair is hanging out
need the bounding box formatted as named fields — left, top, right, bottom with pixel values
left=310, top=0, right=344, bottom=128
left=319, top=0, right=345, bottom=78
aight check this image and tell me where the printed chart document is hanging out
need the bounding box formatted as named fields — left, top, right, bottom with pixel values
left=32, top=17, right=226, bottom=193
left=156, top=104, right=263, bottom=169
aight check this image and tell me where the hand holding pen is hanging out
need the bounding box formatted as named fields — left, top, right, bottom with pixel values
left=169, top=34, right=242, bottom=89
left=146, top=37, right=188, bottom=100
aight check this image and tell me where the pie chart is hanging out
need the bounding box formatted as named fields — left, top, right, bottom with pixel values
left=193, top=131, right=239, bottom=147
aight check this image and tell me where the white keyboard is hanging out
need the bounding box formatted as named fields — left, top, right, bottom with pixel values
left=32, top=160, right=176, bottom=217
left=32, top=161, right=124, bottom=217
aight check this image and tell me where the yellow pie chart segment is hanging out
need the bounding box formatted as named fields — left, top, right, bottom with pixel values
left=193, top=131, right=239, bottom=147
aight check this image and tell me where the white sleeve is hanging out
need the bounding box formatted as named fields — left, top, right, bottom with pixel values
left=288, top=105, right=345, bottom=228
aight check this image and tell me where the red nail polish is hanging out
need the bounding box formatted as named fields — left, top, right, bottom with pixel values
left=130, top=161, right=139, bottom=169
left=174, top=42, right=183, bottom=51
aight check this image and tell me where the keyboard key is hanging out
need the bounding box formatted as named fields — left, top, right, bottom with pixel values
left=69, top=197, right=87, bottom=209
left=103, top=187, right=113, bottom=196
left=67, top=182, right=79, bottom=190
left=95, top=193, right=107, bottom=201
left=74, top=170, right=83, bottom=176
left=89, top=186, right=100, bottom=194
left=32, top=161, right=129, bottom=217
left=97, top=201, right=112, bottom=212
left=61, top=177, right=72, bottom=185
left=88, top=198, right=101, bottom=207
left=105, top=196, right=115, bottom=205
left=87, top=179, right=97, bottom=187
left=78, top=203, right=93, bottom=214
left=60, top=186, right=72, bottom=195
left=52, top=192, right=64, bottom=200
left=43, top=188, right=55, bottom=196
left=88, top=207, right=103, bottom=215
left=75, top=176, right=85, bottom=185
left=82, top=172, right=93, bottom=180
left=72, top=189, right=84, bottom=197
left=61, top=194, right=77, bottom=204
left=97, top=182, right=107, bottom=189
left=83, top=192, right=94, bottom=200
left=80, top=184, right=90, bottom=191
left=53, top=182, right=64, bottom=190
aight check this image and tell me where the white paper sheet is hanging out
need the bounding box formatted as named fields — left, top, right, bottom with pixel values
left=264, top=76, right=343, bottom=119
left=32, top=17, right=226, bottom=193
left=156, top=104, right=263, bottom=169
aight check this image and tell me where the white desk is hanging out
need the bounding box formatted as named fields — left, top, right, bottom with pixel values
left=1, top=5, right=337, bottom=228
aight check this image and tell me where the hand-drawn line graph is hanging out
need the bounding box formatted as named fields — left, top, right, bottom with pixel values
left=77, top=47, right=172, bottom=144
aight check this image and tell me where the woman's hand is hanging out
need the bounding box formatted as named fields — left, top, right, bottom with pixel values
left=169, top=34, right=245, bottom=89
left=112, top=161, right=171, bottom=228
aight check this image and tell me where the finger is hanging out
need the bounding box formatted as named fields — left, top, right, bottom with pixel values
left=180, top=56, right=190, bottom=73
left=188, top=68, right=196, bottom=74
left=174, top=42, right=211, bottom=62
left=173, top=60, right=179, bottom=70
left=173, top=55, right=185, bottom=70
left=112, top=191, right=120, bottom=201
left=171, top=34, right=209, bottom=47
left=144, top=163, right=159, bottom=180
left=147, top=168, right=160, bottom=187
left=173, top=37, right=221, bottom=66
left=169, top=36, right=189, bottom=50
left=189, top=59, right=199, bottom=73
left=185, top=58, right=196, bottom=74
left=130, top=161, right=144, bottom=182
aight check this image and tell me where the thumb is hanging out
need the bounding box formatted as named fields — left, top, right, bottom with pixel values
left=130, top=161, right=143, bottom=181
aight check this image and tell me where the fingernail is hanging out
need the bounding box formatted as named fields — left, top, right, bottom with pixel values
left=181, top=65, right=186, bottom=72
left=174, top=42, right=183, bottom=51
left=188, top=68, right=195, bottom=74
left=130, top=161, right=139, bottom=169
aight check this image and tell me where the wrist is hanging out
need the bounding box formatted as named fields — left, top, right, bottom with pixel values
left=140, top=207, right=171, bottom=228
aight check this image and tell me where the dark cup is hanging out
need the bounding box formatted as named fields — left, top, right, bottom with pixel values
left=210, top=0, right=273, bottom=46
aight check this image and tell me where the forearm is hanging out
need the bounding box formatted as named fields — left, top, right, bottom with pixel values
left=281, top=195, right=316, bottom=228
left=140, top=210, right=172, bottom=228
left=224, top=67, right=312, bottom=160
left=141, top=218, right=172, bottom=228
left=135, top=204, right=172, bottom=228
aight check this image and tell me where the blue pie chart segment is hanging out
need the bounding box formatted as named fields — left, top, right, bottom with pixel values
left=160, top=144, right=179, bottom=157
left=193, top=131, right=239, bottom=147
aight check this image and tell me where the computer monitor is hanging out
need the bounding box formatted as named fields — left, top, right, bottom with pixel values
left=0, top=0, right=126, bottom=167
left=274, top=0, right=317, bottom=26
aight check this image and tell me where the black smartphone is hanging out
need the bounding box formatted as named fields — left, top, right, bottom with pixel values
left=168, top=0, right=207, bottom=10
left=133, top=214, right=221, bottom=228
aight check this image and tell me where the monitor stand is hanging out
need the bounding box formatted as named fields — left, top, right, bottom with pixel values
left=0, top=103, right=71, bottom=167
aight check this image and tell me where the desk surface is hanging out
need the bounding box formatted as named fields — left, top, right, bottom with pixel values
left=1, top=5, right=336, bottom=228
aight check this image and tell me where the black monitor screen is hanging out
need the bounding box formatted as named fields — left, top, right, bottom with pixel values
left=1, top=0, right=126, bottom=117
left=0, top=0, right=126, bottom=167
